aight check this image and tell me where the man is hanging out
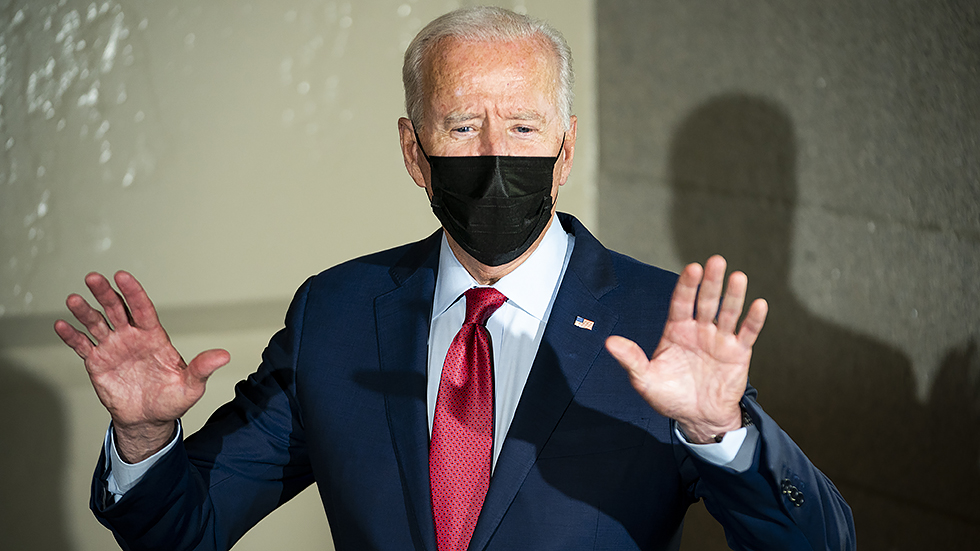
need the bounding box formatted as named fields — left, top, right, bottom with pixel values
left=55, top=7, right=854, bottom=551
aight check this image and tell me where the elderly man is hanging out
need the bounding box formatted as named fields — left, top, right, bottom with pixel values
left=56, top=7, right=854, bottom=551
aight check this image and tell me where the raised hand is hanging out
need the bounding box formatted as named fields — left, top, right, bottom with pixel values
left=54, top=271, right=229, bottom=462
left=606, top=255, right=768, bottom=444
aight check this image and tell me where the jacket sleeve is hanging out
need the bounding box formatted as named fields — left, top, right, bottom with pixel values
left=677, top=388, right=856, bottom=551
left=90, top=280, right=316, bottom=551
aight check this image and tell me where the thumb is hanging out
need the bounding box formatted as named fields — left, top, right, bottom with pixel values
left=605, top=335, right=649, bottom=373
left=187, top=348, right=231, bottom=381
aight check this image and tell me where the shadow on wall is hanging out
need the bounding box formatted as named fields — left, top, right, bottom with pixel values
left=669, top=94, right=980, bottom=551
left=0, top=358, right=72, bottom=551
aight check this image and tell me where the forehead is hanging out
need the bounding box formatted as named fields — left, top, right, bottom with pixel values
left=423, top=37, right=558, bottom=111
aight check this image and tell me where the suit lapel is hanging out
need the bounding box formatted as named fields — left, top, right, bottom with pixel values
left=469, top=215, right=620, bottom=550
left=373, top=216, right=619, bottom=551
left=376, top=232, right=441, bottom=551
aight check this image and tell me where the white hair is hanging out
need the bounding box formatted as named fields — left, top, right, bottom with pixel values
left=402, top=6, right=574, bottom=131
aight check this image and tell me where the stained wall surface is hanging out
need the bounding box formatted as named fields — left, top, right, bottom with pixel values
left=0, top=1, right=595, bottom=549
left=597, top=1, right=979, bottom=549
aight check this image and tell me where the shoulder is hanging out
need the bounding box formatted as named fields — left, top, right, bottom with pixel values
left=608, top=249, right=678, bottom=290
left=276, top=230, right=440, bottom=331
left=559, top=212, right=678, bottom=301
left=600, top=250, right=679, bottom=328
left=303, top=229, right=441, bottom=296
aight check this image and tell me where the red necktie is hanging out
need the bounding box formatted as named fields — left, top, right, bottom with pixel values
left=430, top=287, right=507, bottom=551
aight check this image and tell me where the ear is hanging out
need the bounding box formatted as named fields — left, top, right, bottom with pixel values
left=557, top=115, right=577, bottom=187
left=398, top=117, right=428, bottom=189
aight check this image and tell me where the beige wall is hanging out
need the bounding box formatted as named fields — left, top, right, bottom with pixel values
left=597, top=1, right=980, bottom=549
left=0, top=1, right=596, bottom=549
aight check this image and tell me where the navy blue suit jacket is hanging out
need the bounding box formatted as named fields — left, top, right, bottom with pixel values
left=92, top=214, right=854, bottom=550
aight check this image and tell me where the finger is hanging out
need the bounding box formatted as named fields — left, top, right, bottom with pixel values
left=695, top=255, right=727, bottom=324
left=667, top=262, right=703, bottom=323
left=86, top=272, right=132, bottom=330
left=737, top=298, right=769, bottom=348
left=716, top=271, right=748, bottom=334
left=66, top=292, right=112, bottom=341
left=115, top=271, right=162, bottom=330
left=187, top=349, right=231, bottom=382
left=605, top=335, right=650, bottom=372
left=53, top=319, right=95, bottom=359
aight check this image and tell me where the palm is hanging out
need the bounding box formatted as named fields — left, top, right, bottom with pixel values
left=606, top=256, right=767, bottom=442
left=82, top=317, right=201, bottom=427
left=55, top=272, right=229, bottom=456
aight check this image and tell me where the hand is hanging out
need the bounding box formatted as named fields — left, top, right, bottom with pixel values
left=605, top=255, right=768, bottom=444
left=54, top=271, right=230, bottom=462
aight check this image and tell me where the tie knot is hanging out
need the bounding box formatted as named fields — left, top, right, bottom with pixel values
left=463, top=287, right=507, bottom=326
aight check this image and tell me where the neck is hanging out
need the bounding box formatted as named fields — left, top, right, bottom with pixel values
left=446, top=215, right=555, bottom=286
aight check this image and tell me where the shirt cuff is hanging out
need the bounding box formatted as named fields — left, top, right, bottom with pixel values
left=675, top=423, right=760, bottom=472
left=104, top=420, right=181, bottom=500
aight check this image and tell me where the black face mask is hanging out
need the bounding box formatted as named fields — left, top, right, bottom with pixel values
left=416, top=132, right=564, bottom=267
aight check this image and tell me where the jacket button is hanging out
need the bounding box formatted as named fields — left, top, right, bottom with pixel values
left=780, top=478, right=805, bottom=507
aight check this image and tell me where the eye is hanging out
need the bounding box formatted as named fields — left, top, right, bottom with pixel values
left=452, top=125, right=475, bottom=134
left=514, top=125, right=534, bottom=134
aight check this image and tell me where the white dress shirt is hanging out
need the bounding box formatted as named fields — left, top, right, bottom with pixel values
left=107, top=214, right=754, bottom=499
left=427, top=214, right=574, bottom=468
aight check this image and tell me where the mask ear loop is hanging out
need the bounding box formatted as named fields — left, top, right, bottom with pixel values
left=550, top=132, right=569, bottom=208
left=412, top=127, right=432, bottom=163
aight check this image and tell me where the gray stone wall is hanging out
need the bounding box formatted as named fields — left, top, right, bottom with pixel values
left=597, top=1, right=979, bottom=549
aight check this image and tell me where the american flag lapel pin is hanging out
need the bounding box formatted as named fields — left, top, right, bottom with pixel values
left=574, top=316, right=595, bottom=330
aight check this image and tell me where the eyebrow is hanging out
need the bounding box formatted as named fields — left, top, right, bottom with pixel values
left=443, top=113, right=477, bottom=126
left=509, top=110, right=546, bottom=121
left=442, top=110, right=547, bottom=127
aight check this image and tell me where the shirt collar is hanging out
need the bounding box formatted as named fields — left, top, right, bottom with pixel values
left=431, top=214, right=569, bottom=322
